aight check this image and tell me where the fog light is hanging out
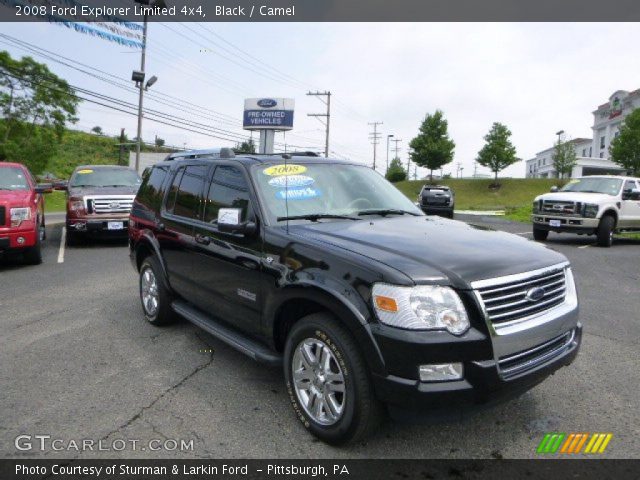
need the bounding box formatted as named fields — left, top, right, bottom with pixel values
left=419, top=363, right=463, bottom=382
left=17, top=236, right=25, bottom=245
left=75, top=222, right=87, bottom=231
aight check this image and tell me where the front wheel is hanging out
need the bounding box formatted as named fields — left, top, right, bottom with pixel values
left=596, top=215, right=615, bottom=247
left=533, top=227, right=549, bottom=241
left=23, top=235, right=42, bottom=265
left=284, top=313, right=383, bottom=445
left=139, top=257, right=175, bottom=325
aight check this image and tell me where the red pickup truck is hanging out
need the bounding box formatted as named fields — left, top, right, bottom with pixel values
left=0, top=162, right=49, bottom=264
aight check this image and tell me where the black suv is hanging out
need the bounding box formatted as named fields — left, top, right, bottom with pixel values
left=129, top=151, right=581, bottom=444
left=418, top=184, right=455, bottom=218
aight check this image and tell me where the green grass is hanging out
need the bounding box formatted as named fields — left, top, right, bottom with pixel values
left=394, top=178, right=557, bottom=212
left=44, top=190, right=66, bottom=213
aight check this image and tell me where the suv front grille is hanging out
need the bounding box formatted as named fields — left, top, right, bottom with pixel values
left=476, top=267, right=567, bottom=325
left=85, top=196, right=135, bottom=214
left=0, top=206, right=5, bottom=226
left=542, top=200, right=578, bottom=215
left=498, top=330, right=575, bottom=379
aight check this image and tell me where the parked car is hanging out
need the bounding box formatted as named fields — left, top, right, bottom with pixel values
left=0, top=162, right=50, bottom=264
left=417, top=184, right=455, bottom=218
left=532, top=175, right=640, bottom=247
left=129, top=151, right=581, bottom=445
left=60, top=165, right=141, bottom=245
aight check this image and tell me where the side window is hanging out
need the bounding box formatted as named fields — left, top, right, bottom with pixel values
left=623, top=180, right=635, bottom=192
left=165, top=167, right=185, bottom=213
left=203, top=166, right=250, bottom=224
left=137, top=165, right=169, bottom=211
left=172, top=165, right=208, bottom=219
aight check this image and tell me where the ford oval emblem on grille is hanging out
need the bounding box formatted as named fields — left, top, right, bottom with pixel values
left=257, top=98, right=277, bottom=108
left=552, top=204, right=563, bottom=210
left=109, top=202, right=120, bottom=209
left=525, top=287, right=545, bottom=302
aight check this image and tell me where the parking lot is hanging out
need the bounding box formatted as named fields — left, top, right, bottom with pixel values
left=1, top=215, right=639, bottom=459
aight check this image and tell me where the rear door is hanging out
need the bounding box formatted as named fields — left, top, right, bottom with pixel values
left=159, top=163, right=209, bottom=304
left=189, top=163, right=263, bottom=337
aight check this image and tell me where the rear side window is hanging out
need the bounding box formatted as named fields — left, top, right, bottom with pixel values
left=170, top=165, right=208, bottom=219
left=136, top=165, right=169, bottom=212
left=203, top=166, right=250, bottom=224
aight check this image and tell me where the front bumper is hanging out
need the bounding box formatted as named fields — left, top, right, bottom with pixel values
left=0, top=226, right=38, bottom=251
left=532, top=214, right=599, bottom=233
left=369, top=320, right=582, bottom=409
left=67, top=216, right=130, bottom=235
left=420, top=203, right=454, bottom=215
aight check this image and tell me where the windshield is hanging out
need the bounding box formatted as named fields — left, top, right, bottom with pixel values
left=252, top=162, right=423, bottom=223
left=0, top=167, right=30, bottom=191
left=560, top=177, right=623, bottom=196
left=70, top=168, right=141, bottom=188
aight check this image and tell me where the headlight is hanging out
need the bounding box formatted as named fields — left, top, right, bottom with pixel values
left=68, top=199, right=85, bottom=212
left=10, top=207, right=31, bottom=226
left=582, top=204, right=599, bottom=218
left=532, top=200, right=540, bottom=214
left=372, top=283, right=470, bottom=335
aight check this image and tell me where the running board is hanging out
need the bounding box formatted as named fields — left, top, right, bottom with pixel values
left=172, top=300, right=282, bottom=367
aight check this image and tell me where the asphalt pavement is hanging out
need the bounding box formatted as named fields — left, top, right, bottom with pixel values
left=0, top=215, right=638, bottom=459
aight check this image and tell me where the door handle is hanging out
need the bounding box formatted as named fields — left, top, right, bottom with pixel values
left=195, top=233, right=211, bottom=245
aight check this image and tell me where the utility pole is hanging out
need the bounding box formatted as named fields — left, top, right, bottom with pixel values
left=368, top=121, right=383, bottom=170
left=386, top=134, right=394, bottom=174
left=406, top=149, right=411, bottom=176
left=307, top=91, right=331, bottom=157
left=134, top=14, right=148, bottom=173
left=473, top=161, right=478, bottom=178
left=456, top=162, right=462, bottom=178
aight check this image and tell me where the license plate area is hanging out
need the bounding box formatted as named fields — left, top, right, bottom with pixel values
left=549, top=219, right=562, bottom=227
left=107, top=221, right=124, bottom=230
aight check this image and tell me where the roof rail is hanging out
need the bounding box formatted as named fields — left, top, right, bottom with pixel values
left=164, top=148, right=235, bottom=161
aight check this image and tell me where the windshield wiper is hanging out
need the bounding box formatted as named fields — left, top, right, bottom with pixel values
left=357, top=208, right=421, bottom=217
left=277, top=213, right=360, bottom=222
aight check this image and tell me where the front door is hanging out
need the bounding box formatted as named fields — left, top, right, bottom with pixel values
left=190, top=164, right=263, bottom=337
left=620, top=180, right=640, bottom=228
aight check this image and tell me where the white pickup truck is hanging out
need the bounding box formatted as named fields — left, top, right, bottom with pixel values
left=531, top=175, right=640, bottom=247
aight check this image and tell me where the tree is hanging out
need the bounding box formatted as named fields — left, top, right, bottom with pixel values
left=385, top=157, right=407, bottom=182
left=154, top=136, right=165, bottom=148
left=234, top=138, right=256, bottom=154
left=610, top=108, right=640, bottom=175
left=0, top=51, right=79, bottom=173
left=552, top=138, right=577, bottom=179
left=91, top=126, right=103, bottom=135
left=409, top=110, right=455, bottom=182
left=476, top=122, right=518, bottom=185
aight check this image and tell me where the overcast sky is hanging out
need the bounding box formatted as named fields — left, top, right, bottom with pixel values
left=2, top=22, right=639, bottom=178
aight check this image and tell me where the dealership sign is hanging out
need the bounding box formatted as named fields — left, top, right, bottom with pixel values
left=243, top=98, right=295, bottom=130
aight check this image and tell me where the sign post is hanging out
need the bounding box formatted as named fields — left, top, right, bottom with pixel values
left=243, top=98, right=295, bottom=154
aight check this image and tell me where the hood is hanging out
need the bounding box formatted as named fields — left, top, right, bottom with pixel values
left=288, top=216, right=567, bottom=288
left=535, top=191, right=615, bottom=203
left=0, top=189, right=33, bottom=207
left=68, top=185, right=139, bottom=197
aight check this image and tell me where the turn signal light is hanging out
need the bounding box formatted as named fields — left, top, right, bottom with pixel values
left=374, top=295, right=398, bottom=312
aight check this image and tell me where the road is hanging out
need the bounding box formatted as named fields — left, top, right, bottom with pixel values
left=1, top=216, right=638, bottom=459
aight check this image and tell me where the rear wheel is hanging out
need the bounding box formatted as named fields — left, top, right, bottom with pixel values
left=533, top=227, right=549, bottom=241
left=284, top=313, right=383, bottom=445
left=139, top=256, right=175, bottom=326
left=596, top=215, right=615, bottom=248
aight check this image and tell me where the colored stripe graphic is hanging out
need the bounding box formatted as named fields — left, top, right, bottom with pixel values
left=540, top=433, right=612, bottom=454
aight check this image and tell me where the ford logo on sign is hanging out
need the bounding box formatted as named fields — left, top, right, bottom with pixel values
left=257, top=98, right=277, bottom=108
left=525, top=287, right=546, bottom=302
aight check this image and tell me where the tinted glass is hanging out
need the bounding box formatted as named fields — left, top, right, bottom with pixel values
left=173, top=165, right=208, bottom=219
left=137, top=165, right=169, bottom=211
left=0, top=167, right=30, bottom=191
left=204, top=166, right=250, bottom=224
left=70, top=168, right=141, bottom=188
left=560, top=177, right=622, bottom=196
left=165, top=167, right=184, bottom=213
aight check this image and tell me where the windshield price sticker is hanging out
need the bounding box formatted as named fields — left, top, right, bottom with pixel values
left=268, top=175, right=315, bottom=188
left=276, top=187, right=321, bottom=200
left=77, top=169, right=94, bottom=174
left=263, top=164, right=307, bottom=176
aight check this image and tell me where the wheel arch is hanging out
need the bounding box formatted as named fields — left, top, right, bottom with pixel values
left=134, top=232, right=171, bottom=290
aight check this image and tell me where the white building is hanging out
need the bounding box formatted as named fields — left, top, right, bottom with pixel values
left=526, top=89, right=640, bottom=178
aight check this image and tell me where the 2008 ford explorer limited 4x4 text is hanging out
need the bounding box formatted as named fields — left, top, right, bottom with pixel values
left=128, top=150, right=581, bottom=445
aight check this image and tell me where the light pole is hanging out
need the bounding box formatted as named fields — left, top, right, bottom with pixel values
left=386, top=134, right=394, bottom=174
left=556, top=130, right=565, bottom=144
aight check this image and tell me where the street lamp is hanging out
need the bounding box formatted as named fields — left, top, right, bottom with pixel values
left=556, top=130, right=565, bottom=143
left=132, top=0, right=166, bottom=173
left=386, top=134, right=394, bottom=174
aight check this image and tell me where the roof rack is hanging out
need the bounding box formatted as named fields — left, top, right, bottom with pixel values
left=164, top=148, right=235, bottom=161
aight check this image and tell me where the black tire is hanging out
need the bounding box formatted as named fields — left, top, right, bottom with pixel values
left=284, top=313, right=383, bottom=445
left=533, top=227, right=549, bottom=241
left=139, top=256, right=175, bottom=326
left=23, top=235, right=42, bottom=265
left=66, top=229, right=80, bottom=247
left=596, top=215, right=615, bottom=248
